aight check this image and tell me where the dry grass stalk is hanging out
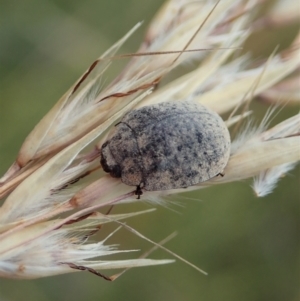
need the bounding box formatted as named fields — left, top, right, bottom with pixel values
left=0, top=0, right=299, bottom=279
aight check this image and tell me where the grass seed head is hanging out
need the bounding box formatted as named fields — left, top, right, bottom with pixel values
left=0, top=0, right=299, bottom=279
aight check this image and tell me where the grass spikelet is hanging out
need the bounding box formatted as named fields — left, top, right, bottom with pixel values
left=252, top=162, right=298, bottom=197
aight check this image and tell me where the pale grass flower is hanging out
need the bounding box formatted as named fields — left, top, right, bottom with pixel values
left=0, top=0, right=299, bottom=280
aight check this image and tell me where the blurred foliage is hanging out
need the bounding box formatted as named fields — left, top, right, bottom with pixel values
left=0, top=1, right=299, bottom=301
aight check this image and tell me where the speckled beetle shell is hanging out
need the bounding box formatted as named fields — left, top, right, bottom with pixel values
left=100, top=100, right=231, bottom=196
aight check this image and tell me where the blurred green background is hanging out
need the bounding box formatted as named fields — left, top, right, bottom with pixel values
left=0, top=0, right=299, bottom=301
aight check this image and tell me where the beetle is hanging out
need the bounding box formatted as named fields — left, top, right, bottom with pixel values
left=100, top=100, right=231, bottom=198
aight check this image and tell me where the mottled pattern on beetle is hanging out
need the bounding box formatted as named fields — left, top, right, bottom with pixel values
left=101, top=101, right=231, bottom=191
left=101, top=123, right=144, bottom=185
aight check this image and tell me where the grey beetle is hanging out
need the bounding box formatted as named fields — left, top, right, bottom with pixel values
left=100, top=100, right=231, bottom=198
